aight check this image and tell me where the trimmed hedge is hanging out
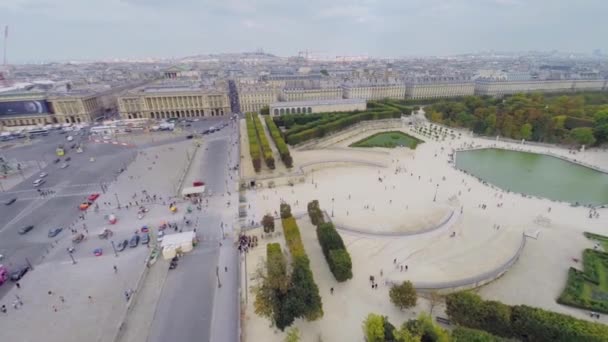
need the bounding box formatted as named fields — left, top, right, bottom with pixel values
left=307, top=200, right=353, bottom=282
left=245, top=113, right=261, bottom=172
left=452, top=327, right=511, bottom=342
left=557, top=248, right=608, bottom=313
left=446, top=291, right=608, bottom=342
left=252, top=113, right=275, bottom=169
left=307, top=200, right=324, bottom=226
left=265, top=116, right=293, bottom=168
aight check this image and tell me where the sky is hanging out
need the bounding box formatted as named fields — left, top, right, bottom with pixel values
left=0, top=0, right=607, bottom=63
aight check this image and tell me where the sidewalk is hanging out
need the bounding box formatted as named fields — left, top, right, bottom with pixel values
left=115, top=259, right=170, bottom=342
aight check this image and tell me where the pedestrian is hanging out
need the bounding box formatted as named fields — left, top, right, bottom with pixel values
left=52, top=305, right=58, bottom=312
left=88, top=295, right=93, bottom=303
left=405, top=265, right=408, bottom=271
left=15, top=282, right=20, bottom=289
left=330, top=287, right=334, bottom=295
left=224, top=266, right=228, bottom=272
left=113, top=265, right=118, bottom=273
left=59, top=296, right=65, bottom=303
left=48, top=290, right=53, bottom=296
left=0, top=305, right=6, bottom=313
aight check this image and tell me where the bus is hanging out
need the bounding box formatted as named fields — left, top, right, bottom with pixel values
left=28, top=129, right=49, bottom=137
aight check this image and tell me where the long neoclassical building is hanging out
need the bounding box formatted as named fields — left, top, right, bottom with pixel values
left=269, top=99, right=366, bottom=116
left=118, top=84, right=230, bottom=120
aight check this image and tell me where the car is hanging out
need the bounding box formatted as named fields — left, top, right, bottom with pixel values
left=157, top=230, right=165, bottom=243
left=79, top=202, right=90, bottom=211
left=9, top=266, right=30, bottom=281
left=53, top=158, right=61, bottom=164
left=39, top=172, right=48, bottom=178
left=70, top=143, right=77, bottom=149
left=4, top=198, right=17, bottom=205
left=141, top=233, right=150, bottom=245
left=169, top=259, right=178, bottom=269
left=87, top=193, right=100, bottom=202
left=18, top=225, right=34, bottom=235
left=186, top=135, right=193, bottom=139
left=116, top=239, right=128, bottom=252
left=129, top=234, right=140, bottom=248
left=64, top=157, right=71, bottom=162
left=202, top=129, right=210, bottom=135
left=48, top=227, right=63, bottom=238
left=60, top=163, right=69, bottom=169
left=33, top=179, right=45, bottom=187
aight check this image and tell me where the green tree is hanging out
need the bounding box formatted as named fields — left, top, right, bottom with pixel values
left=593, top=109, right=608, bottom=143
left=402, top=313, right=450, bottom=342
left=329, top=249, right=353, bottom=281
left=569, top=127, right=596, bottom=146
left=262, top=214, right=275, bottom=233
left=362, top=313, right=386, bottom=342
left=520, top=123, right=533, bottom=140
left=260, top=106, right=270, bottom=115
left=284, top=327, right=300, bottom=342
left=280, top=203, right=292, bottom=219
left=389, top=281, right=417, bottom=310
left=320, top=69, right=329, bottom=76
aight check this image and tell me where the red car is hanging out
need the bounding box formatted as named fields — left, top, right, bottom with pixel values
left=88, top=193, right=100, bottom=202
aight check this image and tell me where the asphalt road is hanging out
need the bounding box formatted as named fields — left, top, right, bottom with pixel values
left=147, top=122, right=239, bottom=342
left=0, top=117, right=228, bottom=302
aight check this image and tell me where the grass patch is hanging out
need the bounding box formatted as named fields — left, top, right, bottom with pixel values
left=585, top=232, right=608, bottom=252
left=349, top=131, right=424, bottom=149
left=557, top=232, right=608, bottom=313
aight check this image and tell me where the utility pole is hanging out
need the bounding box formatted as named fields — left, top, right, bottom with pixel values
left=114, top=193, right=120, bottom=209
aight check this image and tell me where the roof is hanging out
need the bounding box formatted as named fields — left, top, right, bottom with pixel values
left=161, top=231, right=195, bottom=250
left=182, top=186, right=206, bottom=196
left=270, top=98, right=366, bottom=107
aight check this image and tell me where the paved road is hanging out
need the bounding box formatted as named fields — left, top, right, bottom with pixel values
left=147, top=121, right=239, bottom=342
left=0, top=118, right=228, bottom=303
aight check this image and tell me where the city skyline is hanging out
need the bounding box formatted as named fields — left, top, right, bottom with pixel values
left=1, top=0, right=607, bottom=63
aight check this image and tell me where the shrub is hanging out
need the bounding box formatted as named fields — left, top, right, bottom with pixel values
left=246, top=113, right=261, bottom=172
left=307, top=200, right=324, bottom=226
left=280, top=203, right=292, bottom=219
left=452, top=327, right=509, bottom=342
left=446, top=291, right=608, bottom=342
left=252, top=113, right=275, bottom=169
left=265, top=116, right=293, bottom=168
left=389, top=281, right=417, bottom=310
left=317, top=222, right=346, bottom=254
left=329, top=249, right=352, bottom=281
left=262, top=214, right=275, bottom=233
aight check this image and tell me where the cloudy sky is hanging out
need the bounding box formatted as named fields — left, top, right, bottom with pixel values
left=0, top=0, right=606, bottom=62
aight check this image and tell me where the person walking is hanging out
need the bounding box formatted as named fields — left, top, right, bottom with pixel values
left=330, top=287, right=334, bottom=295
left=113, top=265, right=118, bottom=273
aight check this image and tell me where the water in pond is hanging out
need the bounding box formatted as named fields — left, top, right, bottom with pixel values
left=455, top=148, right=608, bottom=205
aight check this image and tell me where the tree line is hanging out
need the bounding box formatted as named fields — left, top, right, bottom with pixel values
left=425, top=92, right=608, bottom=146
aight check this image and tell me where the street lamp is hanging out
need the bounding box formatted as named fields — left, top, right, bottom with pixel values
left=114, top=193, right=121, bottom=209
left=332, top=197, right=335, bottom=217
left=433, top=184, right=439, bottom=202
left=216, top=266, right=222, bottom=288
left=110, top=240, right=118, bottom=257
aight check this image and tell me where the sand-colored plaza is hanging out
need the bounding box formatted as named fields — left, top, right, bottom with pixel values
left=241, top=120, right=608, bottom=341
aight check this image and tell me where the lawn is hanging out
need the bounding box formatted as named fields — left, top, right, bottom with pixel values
left=557, top=233, right=608, bottom=313
left=349, top=131, right=423, bottom=149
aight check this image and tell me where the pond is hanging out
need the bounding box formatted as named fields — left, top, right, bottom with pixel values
left=455, top=148, right=608, bottom=205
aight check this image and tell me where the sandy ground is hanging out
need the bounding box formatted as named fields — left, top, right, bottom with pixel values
left=243, top=122, right=608, bottom=341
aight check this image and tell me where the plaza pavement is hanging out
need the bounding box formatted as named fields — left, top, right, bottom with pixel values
left=242, top=121, right=608, bottom=341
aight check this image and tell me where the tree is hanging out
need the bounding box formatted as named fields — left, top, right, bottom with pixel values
left=593, top=109, right=608, bottom=144
left=569, top=127, right=596, bottom=146
left=362, top=313, right=386, bottom=342
left=520, top=123, right=533, bottom=140
left=260, top=106, right=270, bottom=115
left=428, top=291, right=443, bottom=316
left=262, top=214, right=275, bottom=233
left=389, top=281, right=417, bottom=310
left=320, top=69, right=329, bottom=76
left=401, top=313, right=450, bottom=342
left=284, top=327, right=300, bottom=342
left=329, top=249, right=353, bottom=281
left=280, top=203, right=292, bottom=219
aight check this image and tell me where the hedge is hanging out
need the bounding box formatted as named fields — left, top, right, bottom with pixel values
left=446, top=291, right=608, bottom=342
left=252, top=113, right=275, bottom=169
left=265, top=116, right=293, bottom=168
left=307, top=200, right=353, bottom=282
left=307, top=200, right=324, bottom=226
left=245, top=113, right=261, bottom=172
left=452, top=327, right=511, bottom=342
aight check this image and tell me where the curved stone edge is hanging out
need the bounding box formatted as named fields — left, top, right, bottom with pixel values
left=408, top=233, right=527, bottom=293
left=332, top=209, right=456, bottom=238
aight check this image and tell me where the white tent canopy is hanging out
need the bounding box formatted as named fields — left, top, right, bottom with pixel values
left=181, top=186, right=206, bottom=197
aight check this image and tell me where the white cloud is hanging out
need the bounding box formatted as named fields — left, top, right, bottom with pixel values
left=316, top=4, right=375, bottom=23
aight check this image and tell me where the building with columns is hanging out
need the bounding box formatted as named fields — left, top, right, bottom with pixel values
left=280, top=87, right=343, bottom=102
left=118, top=84, right=230, bottom=120
left=0, top=89, right=104, bottom=127
left=406, top=77, right=475, bottom=99
left=237, top=85, right=280, bottom=113
left=269, top=99, right=366, bottom=116
left=474, top=79, right=608, bottom=96
left=343, top=82, right=406, bottom=100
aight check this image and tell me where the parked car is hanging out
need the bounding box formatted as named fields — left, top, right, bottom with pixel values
left=169, top=256, right=178, bottom=269
left=64, top=157, right=71, bottom=162
left=186, top=135, right=193, bottom=139
left=48, top=227, right=63, bottom=238
left=4, top=198, right=17, bottom=205
left=87, top=193, right=100, bottom=202
left=53, top=158, right=61, bottom=164
left=157, top=230, right=165, bottom=243
left=60, top=163, right=69, bottom=169
left=33, top=179, right=45, bottom=187
left=129, top=234, right=140, bottom=248
left=9, top=266, right=30, bottom=281
left=141, top=233, right=150, bottom=245
left=39, top=172, right=48, bottom=178
left=116, top=239, right=128, bottom=252
left=18, top=225, right=34, bottom=235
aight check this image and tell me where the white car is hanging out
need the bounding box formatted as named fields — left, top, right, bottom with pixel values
left=157, top=231, right=165, bottom=243
left=39, top=172, right=48, bottom=178
left=33, top=179, right=45, bottom=187
left=59, top=163, right=69, bottom=169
